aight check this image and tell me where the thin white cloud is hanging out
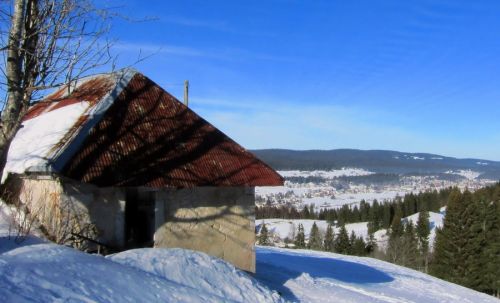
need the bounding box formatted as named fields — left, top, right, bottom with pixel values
left=114, top=42, right=206, bottom=57
left=162, top=16, right=230, bottom=32
left=114, top=41, right=297, bottom=62
left=160, top=15, right=277, bottom=37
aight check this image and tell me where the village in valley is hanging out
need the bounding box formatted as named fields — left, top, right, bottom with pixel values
left=256, top=168, right=496, bottom=210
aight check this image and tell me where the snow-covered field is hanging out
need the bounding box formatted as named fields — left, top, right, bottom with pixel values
left=304, top=190, right=407, bottom=209
left=1, top=205, right=498, bottom=302
left=278, top=168, right=374, bottom=179
left=445, top=169, right=481, bottom=180
left=256, top=185, right=406, bottom=209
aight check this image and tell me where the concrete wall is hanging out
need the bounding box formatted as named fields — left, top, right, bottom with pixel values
left=154, top=187, right=256, bottom=272
left=7, top=176, right=126, bottom=249
left=61, top=181, right=126, bottom=248
left=5, top=176, right=65, bottom=238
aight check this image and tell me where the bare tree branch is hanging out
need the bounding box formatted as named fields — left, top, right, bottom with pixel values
left=0, top=0, right=117, bottom=178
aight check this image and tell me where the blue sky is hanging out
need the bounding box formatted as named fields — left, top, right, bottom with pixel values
left=108, top=0, right=500, bottom=161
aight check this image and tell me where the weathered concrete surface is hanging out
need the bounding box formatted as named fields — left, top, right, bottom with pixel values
left=62, top=181, right=126, bottom=248
left=5, top=176, right=126, bottom=249
left=154, top=187, right=256, bottom=272
left=4, top=176, right=65, bottom=238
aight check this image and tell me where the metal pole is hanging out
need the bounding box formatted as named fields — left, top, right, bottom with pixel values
left=184, top=80, right=189, bottom=106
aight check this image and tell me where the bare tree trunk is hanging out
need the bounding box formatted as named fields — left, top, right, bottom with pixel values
left=0, top=0, right=115, bottom=181
left=0, top=0, right=28, bottom=178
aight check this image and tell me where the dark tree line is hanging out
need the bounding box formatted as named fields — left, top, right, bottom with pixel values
left=258, top=221, right=371, bottom=256
left=256, top=187, right=454, bottom=227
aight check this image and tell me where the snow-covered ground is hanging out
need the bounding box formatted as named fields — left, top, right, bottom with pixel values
left=445, top=169, right=481, bottom=180
left=278, top=168, right=374, bottom=179
left=1, top=204, right=498, bottom=302
left=0, top=204, right=282, bottom=303
left=256, top=185, right=406, bottom=210
left=304, top=190, right=406, bottom=209
left=255, top=246, right=499, bottom=303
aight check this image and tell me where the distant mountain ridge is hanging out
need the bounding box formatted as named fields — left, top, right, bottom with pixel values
left=251, top=149, right=500, bottom=179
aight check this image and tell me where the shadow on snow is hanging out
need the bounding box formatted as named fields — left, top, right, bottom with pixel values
left=254, top=247, right=394, bottom=301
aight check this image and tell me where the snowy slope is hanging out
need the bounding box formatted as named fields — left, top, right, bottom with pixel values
left=255, top=246, right=499, bottom=303
left=0, top=242, right=282, bottom=303
left=0, top=205, right=282, bottom=303
left=109, top=249, right=280, bottom=303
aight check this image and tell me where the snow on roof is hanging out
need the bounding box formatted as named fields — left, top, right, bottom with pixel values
left=2, top=101, right=90, bottom=182
left=2, top=69, right=135, bottom=183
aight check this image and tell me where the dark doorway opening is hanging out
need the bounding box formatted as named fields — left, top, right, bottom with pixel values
left=125, top=188, right=156, bottom=248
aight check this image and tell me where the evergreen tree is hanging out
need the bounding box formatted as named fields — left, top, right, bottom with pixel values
left=308, top=222, right=323, bottom=250
left=334, top=224, right=350, bottom=254
left=309, top=204, right=316, bottom=219
left=349, top=230, right=357, bottom=255
left=402, top=221, right=419, bottom=268
left=416, top=211, right=430, bottom=271
left=387, top=206, right=404, bottom=263
left=352, top=236, right=367, bottom=256
left=431, top=189, right=475, bottom=287
left=382, top=203, right=392, bottom=229
left=294, top=223, right=306, bottom=248
left=483, top=186, right=500, bottom=297
left=369, top=200, right=381, bottom=231
left=301, top=206, right=310, bottom=219
left=467, top=189, right=500, bottom=295
left=366, top=229, right=377, bottom=255
left=323, top=223, right=335, bottom=252
left=258, top=223, right=270, bottom=246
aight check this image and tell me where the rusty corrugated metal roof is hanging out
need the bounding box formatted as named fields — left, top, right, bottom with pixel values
left=30, top=70, right=282, bottom=188
left=25, top=76, right=115, bottom=121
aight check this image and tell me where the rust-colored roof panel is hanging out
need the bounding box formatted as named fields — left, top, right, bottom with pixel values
left=62, top=73, right=283, bottom=188
left=24, top=76, right=115, bottom=121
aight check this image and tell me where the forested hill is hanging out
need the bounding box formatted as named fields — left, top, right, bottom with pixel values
left=251, top=149, right=500, bottom=179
